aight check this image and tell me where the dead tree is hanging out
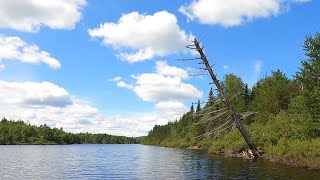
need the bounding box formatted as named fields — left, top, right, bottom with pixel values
left=187, top=38, right=260, bottom=158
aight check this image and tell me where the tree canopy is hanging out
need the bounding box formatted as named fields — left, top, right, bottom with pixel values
left=0, top=118, right=137, bottom=145
left=141, top=32, right=320, bottom=169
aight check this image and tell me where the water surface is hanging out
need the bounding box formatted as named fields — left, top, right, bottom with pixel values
left=0, top=144, right=319, bottom=179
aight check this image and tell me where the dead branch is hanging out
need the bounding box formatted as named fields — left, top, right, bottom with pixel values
left=191, top=37, right=260, bottom=158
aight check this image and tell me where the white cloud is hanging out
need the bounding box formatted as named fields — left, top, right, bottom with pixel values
left=179, top=0, right=311, bottom=27
left=254, top=60, right=263, bottom=74
left=0, top=81, right=102, bottom=132
left=117, top=81, right=133, bottom=89
left=0, top=62, right=198, bottom=137
left=90, top=111, right=184, bottom=137
left=108, top=76, right=122, bottom=82
left=0, top=81, right=72, bottom=107
left=0, top=34, right=61, bottom=69
left=0, top=0, right=86, bottom=32
left=155, top=101, right=187, bottom=114
left=0, top=80, right=189, bottom=137
left=88, top=11, right=193, bottom=63
left=113, top=61, right=201, bottom=133
left=117, top=61, right=202, bottom=102
left=155, top=61, right=189, bottom=78
left=132, top=73, right=202, bottom=102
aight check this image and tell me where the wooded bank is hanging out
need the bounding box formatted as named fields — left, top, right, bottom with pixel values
left=142, top=32, right=320, bottom=169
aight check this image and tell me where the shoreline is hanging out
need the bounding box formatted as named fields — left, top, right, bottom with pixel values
left=144, top=143, right=320, bottom=170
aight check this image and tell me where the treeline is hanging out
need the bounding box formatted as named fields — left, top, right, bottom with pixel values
left=0, top=118, right=137, bottom=145
left=142, top=32, right=320, bottom=168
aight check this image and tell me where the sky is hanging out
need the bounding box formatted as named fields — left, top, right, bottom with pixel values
left=0, top=0, right=319, bottom=137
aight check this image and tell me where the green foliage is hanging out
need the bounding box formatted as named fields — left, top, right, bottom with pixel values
left=264, top=139, right=320, bottom=169
left=142, top=32, right=320, bottom=169
left=190, top=103, right=194, bottom=114
left=243, top=84, right=252, bottom=110
left=222, top=74, right=247, bottom=112
left=196, top=99, right=201, bottom=113
left=251, top=70, right=293, bottom=123
left=249, top=112, right=313, bottom=146
left=205, top=88, right=215, bottom=108
left=0, top=118, right=137, bottom=145
left=209, top=129, right=247, bottom=154
left=296, top=32, right=320, bottom=119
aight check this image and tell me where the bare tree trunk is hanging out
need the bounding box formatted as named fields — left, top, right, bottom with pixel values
left=192, top=38, right=260, bottom=158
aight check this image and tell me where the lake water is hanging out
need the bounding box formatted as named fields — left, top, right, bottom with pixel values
left=0, top=144, right=319, bottom=179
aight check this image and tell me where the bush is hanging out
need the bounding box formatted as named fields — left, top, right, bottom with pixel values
left=265, top=139, right=320, bottom=169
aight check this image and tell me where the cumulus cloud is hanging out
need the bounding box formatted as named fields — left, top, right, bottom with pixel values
left=179, top=0, right=311, bottom=27
left=155, top=61, right=189, bottom=78
left=0, top=34, right=61, bottom=69
left=117, top=61, right=202, bottom=102
left=155, top=101, right=187, bottom=114
left=133, top=73, right=202, bottom=102
left=0, top=80, right=189, bottom=137
left=0, top=81, right=117, bottom=135
left=91, top=110, right=185, bottom=137
left=113, top=61, right=201, bottom=131
left=88, top=11, right=193, bottom=63
left=0, top=0, right=86, bottom=32
left=0, top=81, right=72, bottom=107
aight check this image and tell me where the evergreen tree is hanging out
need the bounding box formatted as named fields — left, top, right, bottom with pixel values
left=243, top=84, right=251, bottom=110
left=205, top=88, right=214, bottom=108
left=190, top=103, right=194, bottom=114
left=251, top=70, right=292, bottom=122
left=0, top=118, right=137, bottom=145
left=296, top=32, right=320, bottom=119
left=196, top=99, right=201, bottom=113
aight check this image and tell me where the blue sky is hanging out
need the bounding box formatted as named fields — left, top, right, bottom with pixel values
left=0, top=0, right=319, bottom=136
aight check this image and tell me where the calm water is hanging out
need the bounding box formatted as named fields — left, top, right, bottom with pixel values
left=0, top=144, right=319, bottom=179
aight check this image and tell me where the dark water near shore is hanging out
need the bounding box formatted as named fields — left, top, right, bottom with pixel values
left=0, top=144, right=319, bottom=179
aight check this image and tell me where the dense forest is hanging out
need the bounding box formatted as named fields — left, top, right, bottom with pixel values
left=142, top=32, right=320, bottom=168
left=0, top=118, right=137, bottom=145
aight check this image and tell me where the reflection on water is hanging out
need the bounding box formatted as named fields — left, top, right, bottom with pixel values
left=0, top=144, right=319, bottom=179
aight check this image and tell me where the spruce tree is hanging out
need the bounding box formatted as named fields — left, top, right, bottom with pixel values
left=243, top=84, right=251, bottom=110
left=205, top=88, right=214, bottom=108
left=190, top=103, right=194, bottom=114
left=196, top=99, right=201, bottom=113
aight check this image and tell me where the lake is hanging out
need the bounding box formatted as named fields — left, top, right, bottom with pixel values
left=0, top=144, right=319, bottom=179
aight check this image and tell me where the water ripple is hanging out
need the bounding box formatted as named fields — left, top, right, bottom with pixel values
left=0, top=144, right=319, bottom=179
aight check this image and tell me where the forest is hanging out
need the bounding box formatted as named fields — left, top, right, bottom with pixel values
left=0, top=118, right=137, bottom=145
left=142, top=32, right=320, bottom=169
